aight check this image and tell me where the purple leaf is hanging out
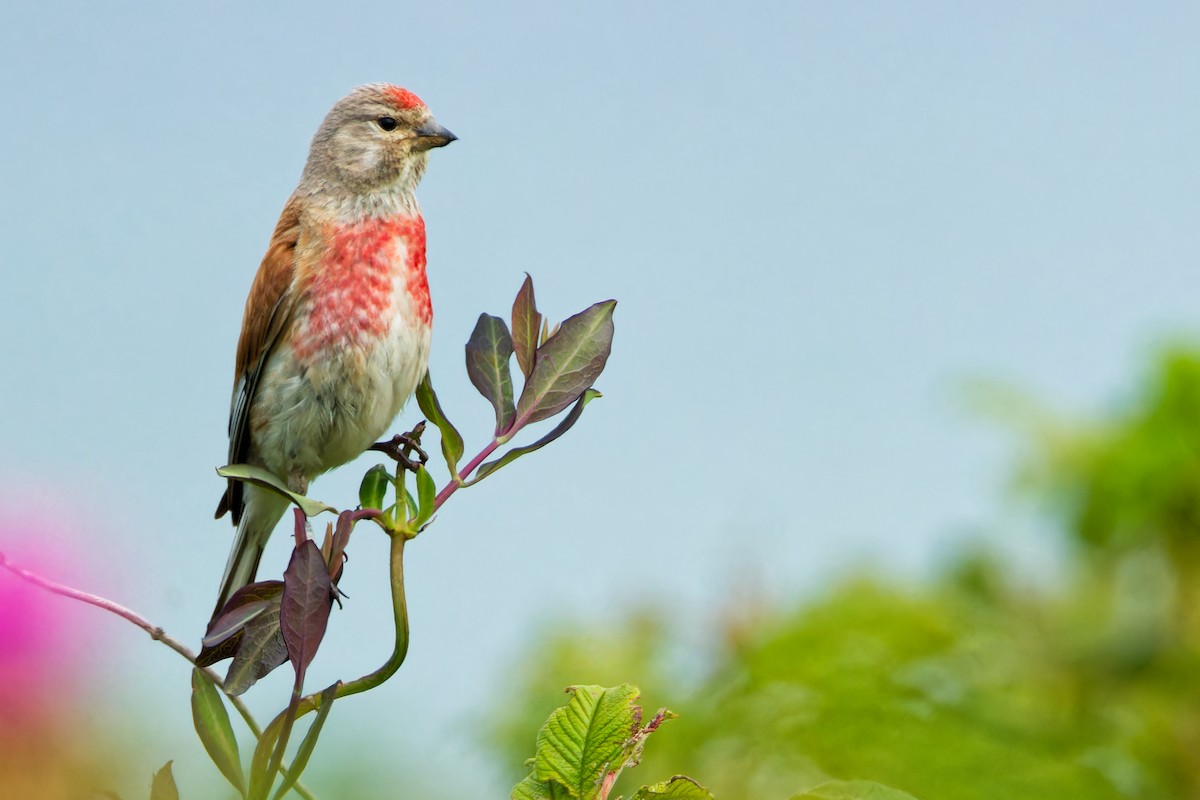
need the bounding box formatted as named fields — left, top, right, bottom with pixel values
left=197, top=581, right=285, bottom=667
left=516, top=300, right=615, bottom=426
left=465, top=313, right=516, bottom=435
left=223, top=590, right=288, bottom=695
left=280, top=540, right=334, bottom=678
left=512, top=274, right=542, bottom=380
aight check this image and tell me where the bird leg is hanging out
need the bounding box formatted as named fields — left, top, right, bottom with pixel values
left=370, top=421, right=428, bottom=473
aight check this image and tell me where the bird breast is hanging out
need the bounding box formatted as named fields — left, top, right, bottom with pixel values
left=255, top=214, right=433, bottom=478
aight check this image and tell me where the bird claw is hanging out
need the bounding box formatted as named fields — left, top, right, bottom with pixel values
left=369, top=422, right=428, bottom=473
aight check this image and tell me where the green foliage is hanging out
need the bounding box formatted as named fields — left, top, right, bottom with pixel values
left=191, top=669, right=244, bottom=793
left=149, top=761, right=178, bottom=800
left=512, top=685, right=710, bottom=800
left=485, top=347, right=1200, bottom=800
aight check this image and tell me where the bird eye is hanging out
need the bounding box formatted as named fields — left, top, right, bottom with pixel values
left=377, top=116, right=398, bottom=131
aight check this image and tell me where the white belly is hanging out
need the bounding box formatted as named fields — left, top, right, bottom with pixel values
left=252, top=310, right=431, bottom=482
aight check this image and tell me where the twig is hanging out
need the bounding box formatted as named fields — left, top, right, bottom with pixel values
left=0, top=552, right=320, bottom=800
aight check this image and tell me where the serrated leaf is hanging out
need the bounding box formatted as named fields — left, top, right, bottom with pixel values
left=512, top=274, right=542, bottom=380
left=472, top=389, right=601, bottom=484
left=415, top=372, right=465, bottom=473
left=359, top=465, right=391, bottom=510
left=280, top=540, right=333, bottom=677
left=466, top=313, right=517, bottom=434
left=150, top=761, right=178, bottom=800
left=512, top=773, right=572, bottom=800
left=414, top=465, right=436, bottom=527
left=516, top=301, right=615, bottom=427
left=272, top=682, right=339, bottom=800
left=631, top=776, right=714, bottom=800
left=217, top=464, right=335, bottom=518
left=191, top=669, right=244, bottom=793
left=789, top=781, right=921, bottom=800
left=224, top=591, right=288, bottom=695
left=534, top=684, right=641, bottom=800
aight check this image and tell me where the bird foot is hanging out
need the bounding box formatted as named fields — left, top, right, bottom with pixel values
left=369, top=422, right=428, bottom=473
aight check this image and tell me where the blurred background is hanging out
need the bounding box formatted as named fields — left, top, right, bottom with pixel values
left=2, top=2, right=1199, bottom=798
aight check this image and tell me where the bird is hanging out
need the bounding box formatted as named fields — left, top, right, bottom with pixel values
left=211, top=84, right=455, bottom=616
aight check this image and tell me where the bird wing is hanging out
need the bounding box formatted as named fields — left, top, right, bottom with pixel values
left=216, top=196, right=305, bottom=524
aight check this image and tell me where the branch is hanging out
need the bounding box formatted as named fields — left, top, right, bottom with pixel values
left=0, top=552, right=320, bottom=800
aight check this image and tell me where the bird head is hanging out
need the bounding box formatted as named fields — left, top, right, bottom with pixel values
left=302, top=83, right=456, bottom=197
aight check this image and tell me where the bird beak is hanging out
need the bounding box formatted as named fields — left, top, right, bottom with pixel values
left=414, top=120, right=457, bottom=150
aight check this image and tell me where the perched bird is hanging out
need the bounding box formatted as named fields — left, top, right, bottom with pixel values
left=212, top=84, right=455, bottom=615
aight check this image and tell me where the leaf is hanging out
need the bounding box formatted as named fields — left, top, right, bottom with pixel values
left=415, top=372, right=465, bottom=473
left=359, top=464, right=391, bottom=510
left=280, top=540, right=333, bottom=678
left=191, top=669, right=245, bottom=793
left=466, top=313, right=517, bottom=435
left=326, top=510, right=357, bottom=582
left=273, top=682, right=340, bottom=800
left=534, top=684, right=642, bottom=800
left=631, top=776, right=714, bottom=800
left=414, top=465, right=436, bottom=527
left=149, top=761, right=179, bottom=800
left=516, top=301, right=615, bottom=426
left=198, top=580, right=285, bottom=667
left=789, top=781, right=921, bottom=800
left=201, top=599, right=271, bottom=649
left=217, top=464, right=335, bottom=518
left=224, top=589, right=288, bottom=695
left=472, top=390, right=602, bottom=484
left=248, top=712, right=287, bottom=800
left=512, top=274, right=542, bottom=380
left=511, top=773, right=563, bottom=800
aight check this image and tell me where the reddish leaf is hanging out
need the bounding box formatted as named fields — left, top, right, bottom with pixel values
left=197, top=580, right=285, bottom=667
left=512, top=274, right=542, bottom=380
left=280, top=540, right=334, bottom=678
left=516, top=300, right=615, bottom=426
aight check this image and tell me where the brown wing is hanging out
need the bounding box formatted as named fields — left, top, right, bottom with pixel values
left=215, top=197, right=305, bottom=524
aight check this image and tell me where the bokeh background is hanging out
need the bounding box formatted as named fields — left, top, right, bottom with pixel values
left=2, top=2, right=1199, bottom=798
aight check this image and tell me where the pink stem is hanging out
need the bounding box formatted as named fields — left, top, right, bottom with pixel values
left=433, top=436, right=501, bottom=511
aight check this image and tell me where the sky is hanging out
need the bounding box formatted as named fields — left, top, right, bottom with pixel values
left=2, top=1, right=1199, bottom=796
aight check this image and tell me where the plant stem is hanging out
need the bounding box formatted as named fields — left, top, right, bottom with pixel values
left=0, top=553, right=320, bottom=800
left=433, top=437, right=501, bottom=510
left=260, top=530, right=409, bottom=727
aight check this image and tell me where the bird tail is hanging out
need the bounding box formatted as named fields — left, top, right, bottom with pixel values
left=212, top=484, right=289, bottom=617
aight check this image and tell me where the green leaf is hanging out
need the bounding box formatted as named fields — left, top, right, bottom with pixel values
left=415, top=372, right=465, bottom=473
left=272, top=683, right=339, bottom=800
left=534, top=684, right=641, bottom=800
left=789, top=781, right=921, bottom=800
left=359, top=464, right=391, bottom=510
left=512, top=274, right=542, bottom=380
left=466, top=313, right=517, bottom=434
left=472, top=390, right=601, bottom=484
left=248, top=713, right=287, bottom=800
left=414, top=465, right=436, bottom=527
left=516, top=300, right=615, bottom=427
left=149, top=761, right=179, bottom=800
left=631, top=776, right=714, bottom=800
left=511, top=773, right=570, bottom=800
left=191, top=669, right=244, bottom=793
left=217, top=464, right=335, bottom=518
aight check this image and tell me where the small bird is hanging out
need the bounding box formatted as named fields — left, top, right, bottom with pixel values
left=212, top=84, right=455, bottom=615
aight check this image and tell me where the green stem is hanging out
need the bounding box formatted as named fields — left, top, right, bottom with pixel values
left=261, top=532, right=409, bottom=725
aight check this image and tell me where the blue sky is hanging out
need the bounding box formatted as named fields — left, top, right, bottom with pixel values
left=2, top=2, right=1198, bottom=795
